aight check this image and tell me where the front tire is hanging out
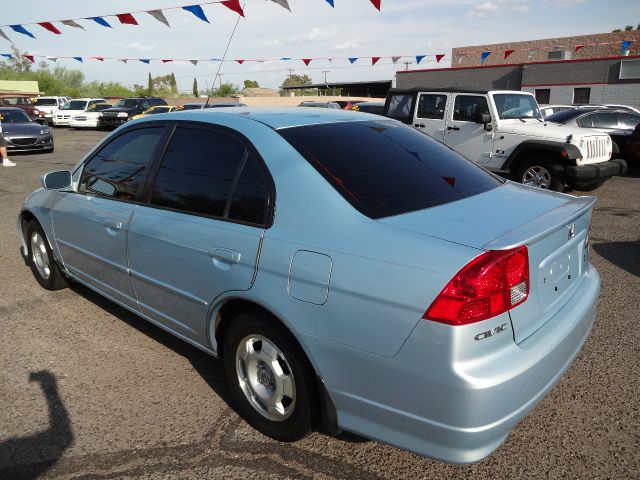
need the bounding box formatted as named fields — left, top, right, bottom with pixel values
left=26, top=221, right=68, bottom=291
left=223, top=311, right=314, bottom=441
left=514, top=158, right=565, bottom=191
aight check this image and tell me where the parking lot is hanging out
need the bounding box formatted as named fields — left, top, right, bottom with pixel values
left=0, top=128, right=638, bottom=479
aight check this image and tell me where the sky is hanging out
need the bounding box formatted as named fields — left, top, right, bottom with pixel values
left=2, top=0, right=640, bottom=93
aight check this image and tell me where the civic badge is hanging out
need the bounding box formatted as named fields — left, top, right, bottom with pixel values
left=568, top=223, right=575, bottom=240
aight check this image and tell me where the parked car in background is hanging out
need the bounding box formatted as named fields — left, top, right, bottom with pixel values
left=539, top=104, right=573, bottom=119
left=0, top=107, right=53, bottom=153
left=131, top=105, right=181, bottom=120
left=334, top=100, right=365, bottom=110
left=622, top=123, right=640, bottom=167
left=20, top=108, right=601, bottom=464
left=98, top=97, right=168, bottom=128
left=298, top=101, right=341, bottom=109
left=0, top=96, right=39, bottom=121
left=69, top=103, right=113, bottom=129
left=34, top=96, right=68, bottom=125
left=350, top=101, right=385, bottom=115
left=180, top=102, right=247, bottom=110
left=602, top=104, right=640, bottom=114
left=546, top=107, right=640, bottom=133
left=53, top=99, right=108, bottom=127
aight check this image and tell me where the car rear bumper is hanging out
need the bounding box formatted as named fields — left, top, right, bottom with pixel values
left=306, top=265, right=600, bottom=464
left=566, top=159, right=627, bottom=183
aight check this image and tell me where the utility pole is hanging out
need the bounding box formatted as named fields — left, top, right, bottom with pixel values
left=403, top=61, right=413, bottom=71
left=322, top=70, right=330, bottom=97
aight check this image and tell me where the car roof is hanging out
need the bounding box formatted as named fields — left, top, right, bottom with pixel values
left=137, top=107, right=378, bottom=129
left=546, top=107, right=629, bottom=123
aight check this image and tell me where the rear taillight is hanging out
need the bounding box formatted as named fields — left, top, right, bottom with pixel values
left=424, top=246, right=529, bottom=326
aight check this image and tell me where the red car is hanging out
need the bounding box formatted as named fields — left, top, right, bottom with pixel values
left=0, top=96, right=39, bottom=121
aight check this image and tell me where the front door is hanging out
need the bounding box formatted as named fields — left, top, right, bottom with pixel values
left=413, top=92, right=449, bottom=142
left=443, top=94, right=494, bottom=164
left=51, top=126, right=166, bottom=308
left=127, top=125, right=271, bottom=343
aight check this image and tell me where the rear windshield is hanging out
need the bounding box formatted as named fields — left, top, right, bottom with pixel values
left=278, top=120, right=502, bottom=219
left=35, top=98, right=58, bottom=106
left=385, top=94, right=414, bottom=123
left=545, top=109, right=582, bottom=123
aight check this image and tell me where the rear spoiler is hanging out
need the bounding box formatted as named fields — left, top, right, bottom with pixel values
left=483, top=194, right=596, bottom=250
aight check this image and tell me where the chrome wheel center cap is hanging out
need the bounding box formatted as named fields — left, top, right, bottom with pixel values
left=257, top=363, right=275, bottom=388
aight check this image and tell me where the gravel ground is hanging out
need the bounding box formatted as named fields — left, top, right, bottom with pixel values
left=0, top=128, right=638, bottom=479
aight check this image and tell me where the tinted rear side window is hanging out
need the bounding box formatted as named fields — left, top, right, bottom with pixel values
left=279, top=120, right=502, bottom=219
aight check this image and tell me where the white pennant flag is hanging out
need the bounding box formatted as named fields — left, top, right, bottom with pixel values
left=391, top=56, right=401, bottom=64
left=271, top=0, right=291, bottom=11
left=61, top=19, right=85, bottom=30
left=0, top=28, right=11, bottom=42
left=189, top=59, right=198, bottom=66
left=147, top=10, right=170, bottom=27
left=119, top=59, right=128, bottom=63
left=47, top=56, right=58, bottom=62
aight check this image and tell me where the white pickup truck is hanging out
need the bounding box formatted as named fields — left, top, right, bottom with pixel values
left=33, top=96, right=69, bottom=125
left=384, top=88, right=627, bottom=191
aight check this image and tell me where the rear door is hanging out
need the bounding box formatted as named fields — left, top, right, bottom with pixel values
left=412, top=92, right=449, bottom=142
left=127, top=124, right=271, bottom=343
left=444, top=94, right=494, bottom=164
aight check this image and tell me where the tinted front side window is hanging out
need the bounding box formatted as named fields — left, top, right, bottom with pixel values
left=79, top=127, right=163, bottom=201
left=417, top=94, right=447, bottom=119
left=151, top=127, right=245, bottom=218
left=279, top=120, right=502, bottom=219
left=453, top=95, right=489, bottom=122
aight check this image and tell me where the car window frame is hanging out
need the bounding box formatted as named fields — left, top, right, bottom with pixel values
left=142, top=121, right=276, bottom=229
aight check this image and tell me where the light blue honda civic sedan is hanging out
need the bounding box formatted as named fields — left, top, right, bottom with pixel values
left=18, top=108, right=600, bottom=463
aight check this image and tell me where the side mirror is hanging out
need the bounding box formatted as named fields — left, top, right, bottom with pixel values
left=42, top=170, right=72, bottom=190
left=475, top=113, right=491, bottom=124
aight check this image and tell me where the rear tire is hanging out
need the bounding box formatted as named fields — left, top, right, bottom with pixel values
left=223, top=311, right=314, bottom=441
left=25, top=221, right=68, bottom=291
left=514, top=157, right=565, bottom=191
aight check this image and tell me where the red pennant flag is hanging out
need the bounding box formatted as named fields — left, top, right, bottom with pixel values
left=93, top=56, right=104, bottom=61
left=24, top=55, right=35, bottom=63
left=504, top=49, right=515, bottom=60
left=371, top=56, right=381, bottom=65
left=435, top=54, right=445, bottom=63
left=575, top=44, right=585, bottom=52
left=235, top=59, right=245, bottom=64
left=370, top=0, right=381, bottom=10
left=162, top=59, right=173, bottom=63
left=222, top=0, right=245, bottom=17
left=302, top=58, right=312, bottom=66
left=38, top=22, right=61, bottom=34
left=117, top=13, right=139, bottom=25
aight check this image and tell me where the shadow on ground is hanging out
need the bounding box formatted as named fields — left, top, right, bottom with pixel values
left=0, top=371, right=74, bottom=480
left=593, top=241, right=640, bottom=277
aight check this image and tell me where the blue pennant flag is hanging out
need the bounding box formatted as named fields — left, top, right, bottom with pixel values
left=481, top=50, right=492, bottom=64
left=280, top=57, right=291, bottom=60
left=415, top=55, right=426, bottom=64
left=88, top=17, right=112, bottom=28
left=621, top=40, right=633, bottom=55
left=325, top=0, right=335, bottom=6
left=10, top=25, right=36, bottom=39
left=183, top=5, right=210, bottom=23
left=1, top=53, right=13, bottom=59
left=73, top=57, right=83, bottom=63
left=348, top=57, right=358, bottom=64
left=139, top=59, right=151, bottom=64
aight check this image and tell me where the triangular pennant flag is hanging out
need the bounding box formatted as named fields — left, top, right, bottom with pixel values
left=235, top=59, right=245, bottom=64
left=162, top=59, right=173, bottom=63
left=621, top=40, right=633, bottom=55
left=0, top=28, right=11, bottom=42
left=23, top=55, right=35, bottom=63
left=189, top=59, right=199, bottom=66
left=38, top=22, right=61, bottom=34
left=140, top=59, right=151, bottom=64
left=73, top=56, right=83, bottom=63
left=504, top=49, right=515, bottom=60
left=348, top=57, right=358, bottom=64
left=325, top=0, right=335, bottom=7
left=280, top=57, right=291, bottom=60
left=222, top=0, right=245, bottom=17
left=481, top=50, right=491, bottom=64
left=415, top=55, right=426, bottom=64
left=117, top=13, right=139, bottom=25
left=435, top=54, right=445, bottom=63
left=47, top=56, right=58, bottom=62
left=119, top=59, right=128, bottom=63
left=61, top=19, right=85, bottom=30
left=271, top=0, right=291, bottom=11
left=370, top=0, right=381, bottom=10
left=10, top=25, right=36, bottom=39
left=1, top=53, right=13, bottom=59
left=328, top=58, right=333, bottom=62
left=391, top=56, right=401, bottom=64
left=92, top=56, right=104, bottom=61
left=371, top=56, right=381, bottom=66
left=147, top=10, right=170, bottom=27
left=574, top=44, right=585, bottom=52
left=183, top=5, right=210, bottom=23
left=88, top=17, right=112, bottom=28
left=302, top=58, right=312, bottom=66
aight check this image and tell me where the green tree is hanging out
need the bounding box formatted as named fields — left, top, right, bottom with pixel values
left=147, top=72, right=153, bottom=96
left=624, top=25, right=634, bottom=31
left=212, top=83, right=239, bottom=97
left=612, top=28, right=623, bottom=32
left=170, top=73, right=178, bottom=95
left=280, top=73, right=314, bottom=96
left=0, top=45, right=33, bottom=73
left=243, top=79, right=259, bottom=88
left=193, top=77, right=199, bottom=97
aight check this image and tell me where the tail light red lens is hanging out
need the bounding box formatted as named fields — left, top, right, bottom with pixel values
left=424, top=246, right=529, bottom=326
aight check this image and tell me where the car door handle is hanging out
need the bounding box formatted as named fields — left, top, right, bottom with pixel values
left=414, top=123, right=425, bottom=128
left=447, top=126, right=460, bottom=131
left=208, top=248, right=241, bottom=264
left=103, top=219, right=122, bottom=231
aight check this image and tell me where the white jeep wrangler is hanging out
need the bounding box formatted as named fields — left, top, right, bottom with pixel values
left=384, top=88, right=627, bottom=191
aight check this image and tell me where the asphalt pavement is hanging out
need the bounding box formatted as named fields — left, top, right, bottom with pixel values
left=0, top=128, right=638, bottom=479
